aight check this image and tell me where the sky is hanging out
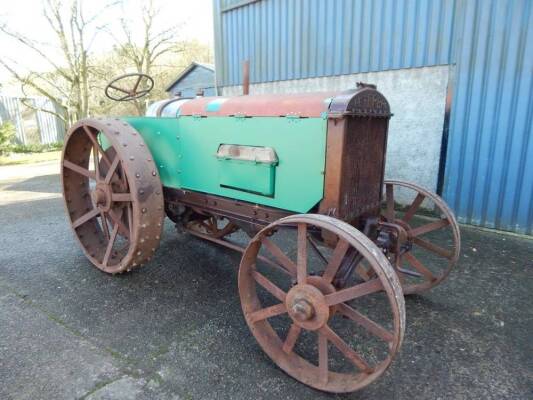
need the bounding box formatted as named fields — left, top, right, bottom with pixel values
left=0, top=0, right=214, bottom=91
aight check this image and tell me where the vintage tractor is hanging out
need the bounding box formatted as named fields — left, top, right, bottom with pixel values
left=61, top=73, right=460, bottom=393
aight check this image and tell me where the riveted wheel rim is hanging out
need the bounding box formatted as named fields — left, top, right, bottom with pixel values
left=61, top=118, right=164, bottom=273
left=238, top=214, right=405, bottom=393
left=382, top=180, right=461, bottom=294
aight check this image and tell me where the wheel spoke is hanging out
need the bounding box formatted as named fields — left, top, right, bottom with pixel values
left=111, top=193, right=133, bottom=202
left=409, top=218, right=450, bottom=237
left=252, top=270, right=287, bottom=302
left=320, top=325, right=371, bottom=372
left=104, top=156, right=120, bottom=184
left=260, top=237, right=297, bottom=276
left=402, top=193, right=425, bottom=223
left=63, top=160, right=96, bottom=180
left=83, top=125, right=111, bottom=167
left=403, top=252, right=436, bottom=281
left=109, top=84, right=129, bottom=94
left=103, top=223, right=119, bottom=266
left=325, top=279, right=383, bottom=306
left=318, top=332, right=328, bottom=384
left=132, top=74, right=142, bottom=92
left=119, top=93, right=133, bottom=101
left=100, top=212, right=110, bottom=240
left=322, top=239, right=350, bottom=282
left=385, top=183, right=395, bottom=222
left=297, top=223, right=307, bottom=284
left=337, top=303, right=394, bottom=343
left=354, top=261, right=377, bottom=281
left=282, top=324, right=301, bottom=354
left=413, top=236, right=454, bottom=259
left=249, top=303, right=287, bottom=323
left=108, top=208, right=130, bottom=239
left=72, top=208, right=99, bottom=228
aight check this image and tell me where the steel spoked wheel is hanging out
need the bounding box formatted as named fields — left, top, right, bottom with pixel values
left=382, top=180, right=461, bottom=294
left=239, top=214, right=405, bottom=393
left=61, top=118, right=164, bottom=273
left=186, top=215, right=237, bottom=239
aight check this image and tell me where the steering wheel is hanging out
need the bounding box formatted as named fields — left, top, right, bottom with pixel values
left=104, top=73, right=154, bottom=101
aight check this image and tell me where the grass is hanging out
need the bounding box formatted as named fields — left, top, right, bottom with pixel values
left=0, top=150, right=61, bottom=166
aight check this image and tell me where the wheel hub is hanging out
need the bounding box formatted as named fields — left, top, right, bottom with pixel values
left=92, top=183, right=112, bottom=211
left=286, top=283, right=329, bottom=330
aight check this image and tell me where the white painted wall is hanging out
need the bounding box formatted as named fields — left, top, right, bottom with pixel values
left=221, top=66, right=450, bottom=196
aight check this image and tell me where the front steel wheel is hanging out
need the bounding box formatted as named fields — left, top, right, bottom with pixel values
left=61, top=118, right=164, bottom=273
left=382, top=180, right=461, bottom=294
left=239, top=214, right=405, bottom=393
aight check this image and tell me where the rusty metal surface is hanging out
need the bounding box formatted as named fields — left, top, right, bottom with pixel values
left=177, top=91, right=337, bottom=117
left=238, top=214, right=405, bottom=393
left=329, top=84, right=391, bottom=118
left=163, top=188, right=292, bottom=229
left=380, top=180, right=461, bottom=294
left=61, top=118, right=164, bottom=273
left=319, top=117, right=389, bottom=224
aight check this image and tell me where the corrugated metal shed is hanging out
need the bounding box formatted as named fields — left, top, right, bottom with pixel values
left=214, top=0, right=458, bottom=86
left=443, top=0, right=533, bottom=234
left=0, top=95, right=65, bottom=145
left=165, top=62, right=216, bottom=97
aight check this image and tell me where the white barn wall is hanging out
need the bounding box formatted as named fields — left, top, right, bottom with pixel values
left=221, top=65, right=450, bottom=195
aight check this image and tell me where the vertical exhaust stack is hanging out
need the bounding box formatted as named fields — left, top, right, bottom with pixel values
left=242, top=60, right=250, bottom=95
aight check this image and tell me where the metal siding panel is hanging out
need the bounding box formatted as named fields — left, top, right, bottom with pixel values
left=216, top=0, right=455, bottom=84
left=444, top=0, right=533, bottom=234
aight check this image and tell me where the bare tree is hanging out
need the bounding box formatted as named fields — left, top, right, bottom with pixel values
left=109, top=0, right=184, bottom=114
left=0, top=0, right=114, bottom=124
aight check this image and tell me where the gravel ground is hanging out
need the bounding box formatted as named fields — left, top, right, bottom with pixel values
left=0, top=160, right=532, bottom=400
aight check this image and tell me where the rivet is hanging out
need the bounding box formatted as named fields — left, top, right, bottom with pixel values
left=148, top=158, right=152, bottom=162
left=156, top=235, right=160, bottom=240
left=129, top=156, right=134, bottom=161
left=142, top=208, right=147, bottom=213
left=137, top=251, right=142, bottom=256
left=135, top=173, right=141, bottom=178
left=140, top=238, right=145, bottom=243
left=157, top=223, right=161, bottom=227
left=114, top=131, right=120, bottom=135
left=123, top=143, right=127, bottom=147
left=151, top=248, right=155, bottom=252
left=139, top=189, right=145, bottom=194
left=157, top=206, right=162, bottom=210
left=155, top=190, right=160, bottom=195
left=140, top=143, right=144, bottom=146
left=152, top=171, right=156, bottom=176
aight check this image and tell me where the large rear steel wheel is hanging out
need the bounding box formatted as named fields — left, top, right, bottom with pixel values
left=61, top=118, right=164, bottom=273
left=239, top=214, right=405, bottom=393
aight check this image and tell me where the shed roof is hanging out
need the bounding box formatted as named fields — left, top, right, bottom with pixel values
left=165, top=62, right=215, bottom=92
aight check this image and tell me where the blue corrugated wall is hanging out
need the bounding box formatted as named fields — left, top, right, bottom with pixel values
left=215, top=0, right=457, bottom=85
left=444, top=0, right=533, bottom=234
left=214, top=0, right=533, bottom=234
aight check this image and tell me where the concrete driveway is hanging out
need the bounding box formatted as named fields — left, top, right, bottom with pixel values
left=0, top=160, right=532, bottom=400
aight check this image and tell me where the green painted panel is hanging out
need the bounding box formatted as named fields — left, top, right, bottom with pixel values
left=123, top=117, right=182, bottom=189
left=123, top=116, right=326, bottom=213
